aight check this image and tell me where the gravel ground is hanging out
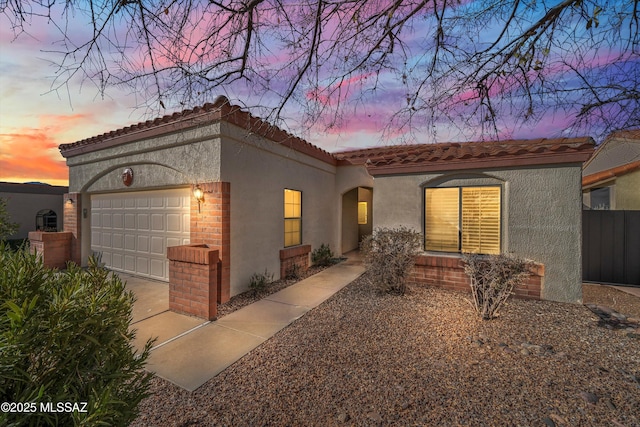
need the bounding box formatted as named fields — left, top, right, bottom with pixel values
left=132, top=276, right=640, bottom=427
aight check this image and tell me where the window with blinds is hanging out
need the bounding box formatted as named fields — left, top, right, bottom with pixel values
left=284, top=189, right=302, bottom=247
left=425, top=186, right=501, bottom=254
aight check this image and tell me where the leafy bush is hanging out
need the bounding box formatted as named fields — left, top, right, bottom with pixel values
left=361, top=226, right=422, bottom=295
left=311, top=243, right=334, bottom=267
left=0, top=244, right=154, bottom=426
left=462, top=253, right=533, bottom=320
left=248, top=269, right=274, bottom=294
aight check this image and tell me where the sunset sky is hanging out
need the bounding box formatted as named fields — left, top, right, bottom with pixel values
left=0, top=2, right=631, bottom=187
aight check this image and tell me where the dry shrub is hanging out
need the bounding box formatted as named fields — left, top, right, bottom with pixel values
left=463, top=253, right=533, bottom=320
left=361, top=226, right=421, bottom=295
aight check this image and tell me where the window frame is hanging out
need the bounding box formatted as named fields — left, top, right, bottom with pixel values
left=283, top=188, right=302, bottom=247
left=424, top=185, right=502, bottom=255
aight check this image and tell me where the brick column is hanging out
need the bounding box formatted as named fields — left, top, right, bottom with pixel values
left=28, top=231, right=72, bottom=269
left=63, top=193, right=82, bottom=266
left=167, top=244, right=219, bottom=320
left=190, top=182, right=231, bottom=303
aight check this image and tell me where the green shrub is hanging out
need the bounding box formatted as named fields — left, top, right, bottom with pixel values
left=462, top=253, right=533, bottom=320
left=248, top=269, right=274, bottom=294
left=311, top=243, right=334, bottom=267
left=361, top=226, right=422, bottom=295
left=0, top=243, right=154, bottom=426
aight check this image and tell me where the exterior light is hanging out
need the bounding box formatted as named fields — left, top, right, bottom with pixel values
left=193, top=185, right=205, bottom=212
left=65, top=198, right=74, bottom=205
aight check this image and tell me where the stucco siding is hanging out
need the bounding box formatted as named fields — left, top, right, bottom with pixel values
left=342, top=188, right=359, bottom=253
left=615, top=170, right=640, bottom=209
left=219, top=124, right=338, bottom=296
left=372, top=165, right=584, bottom=303
left=67, top=124, right=223, bottom=193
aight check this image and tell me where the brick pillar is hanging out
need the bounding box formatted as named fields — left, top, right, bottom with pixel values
left=167, top=244, right=218, bottom=320
left=28, top=231, right=72, bottom=269
left=190, top=182, right=231, bottom=303
left=63, top=193, right=82, bottom=266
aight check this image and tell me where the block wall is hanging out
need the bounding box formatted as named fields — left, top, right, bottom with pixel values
left=279, top=245, right=311, bottom=279
left=411, top=254, right=544, bottom=300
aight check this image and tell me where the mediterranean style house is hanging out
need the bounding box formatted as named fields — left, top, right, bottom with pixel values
left=48, top=96, right=594, bottom=319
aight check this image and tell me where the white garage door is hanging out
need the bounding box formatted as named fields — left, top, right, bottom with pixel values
left=91, top=188, right=190, bottom=281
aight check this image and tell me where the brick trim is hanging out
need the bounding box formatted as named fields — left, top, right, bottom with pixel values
left=411, top=254, right=544, bottom=300
left=279, top=245, right=311, bottom=279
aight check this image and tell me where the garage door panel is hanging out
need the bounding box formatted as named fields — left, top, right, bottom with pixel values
left=124, top=255, right=135, bottom=271
left=137, top=235, right=149, bottom=253
left=112, top=213, right=124, bottom=229
left=150, top=236, right=164, bottom=255
left=101, top=233, right=112, bottom=248
left=92, top=189, right=190, bottom=281
left=137, top=214, right=150, bottom=230
left=112, top=253, right=123, bottom=269
left=112, top=233, right=123, bottom=249
left=167, top=213, right=182, bottom=232
left=150, top=259, right=165, bottom=279
left=124, top=214, right=135, bottom=229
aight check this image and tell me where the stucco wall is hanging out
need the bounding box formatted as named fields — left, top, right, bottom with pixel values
left=372, top=165, right=584, bottom=303
left=358, top=187, right=373, bottom=239
left=66, top=124, right=222, bottom=193
left=0, top=192, right=64, bottom=239
left=219, top=122, right=339, bottom=296
left=342, top=188, right=359, bottom=253
left=615, top=170, right=640, bottom=209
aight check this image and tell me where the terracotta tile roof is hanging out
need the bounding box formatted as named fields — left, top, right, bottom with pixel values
left=335, top=138, right=595, bottom=175
left=607, top=129, right=640, bottom=140
left=582, top=160, right=640, bottom=187
left=58, top=96, right=337, bottom=165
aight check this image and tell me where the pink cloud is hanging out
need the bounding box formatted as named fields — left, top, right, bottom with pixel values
left=0, top=114, right=93, bottom=185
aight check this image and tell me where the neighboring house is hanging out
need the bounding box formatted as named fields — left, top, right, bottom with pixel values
left=56, top=96, right=593, bottom=308
left=0, top=182, right=68, bottom=239
left=582, top=129, right=640, bottom=210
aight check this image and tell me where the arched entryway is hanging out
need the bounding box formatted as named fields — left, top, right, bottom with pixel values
left=341, top=186, right=373, bottom=253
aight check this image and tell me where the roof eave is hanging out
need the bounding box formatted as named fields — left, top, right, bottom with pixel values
left=366, top=151, right=594, bottom=176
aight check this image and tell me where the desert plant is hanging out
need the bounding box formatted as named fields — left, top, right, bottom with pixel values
left=463, top=253, right=533, bottom=320
left=0, top=243, right=154, bottom=426
left=285, top=263, right=302, bottom=280
left=248, top=269, right=274, bottom=294
left=311, top=243, right=334, bottom=267
left=361, top=226, right=422, bottom=295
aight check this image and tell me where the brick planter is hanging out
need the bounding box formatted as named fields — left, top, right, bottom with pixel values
left=411, top=254, right=544, bottom=300
left=279, top=245, right=311, bottom=279
left=28, top=231, right=73, bottom=269
left=167, top=244, right=219, bottom=320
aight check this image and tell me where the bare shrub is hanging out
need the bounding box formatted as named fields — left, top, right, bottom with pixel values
left=463, top=253, right=533, bottom=320
left=361, top=226, right=422, bottom=295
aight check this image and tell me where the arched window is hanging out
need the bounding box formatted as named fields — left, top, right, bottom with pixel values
left=36, top=209, right=57, bottom=232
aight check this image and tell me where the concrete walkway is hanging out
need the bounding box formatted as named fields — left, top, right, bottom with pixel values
left=126, top=252, right=364, bottom=391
